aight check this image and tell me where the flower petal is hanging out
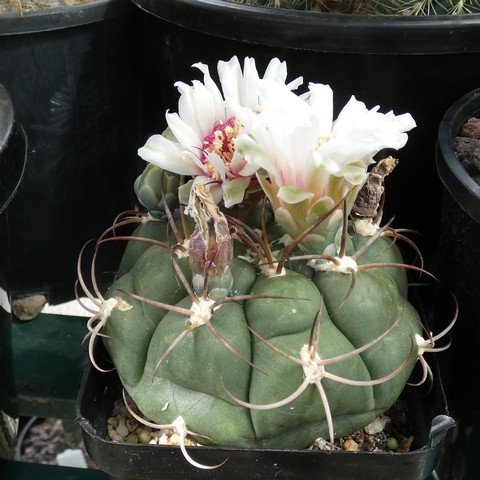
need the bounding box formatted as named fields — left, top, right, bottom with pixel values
left=235, top=133, right=281, bottom=184
left=337, top=165, right=367, bottom=185
left=176, top=80, right=219, bottom=140
left=275, top=207, right=301, bottom=237
left=218, top=56, right=243, bottom=109
left=229, top=150, right=248, bottom=176
left=263, top=58, right=287, bottom=83
left=178, top=178, right=194, bottom=206
left=332, top=95, right=370, bottom=136
left=192, top=62, right=225, bottom=120
left=242, top=57, right=261, bottom=110
left=308, top=83, right=333, bottom=137
left=277, top=185, right=314, bottom=205
left=305, top=197, right=335, bottom=225
left=166, top=112, right=202, bottom=152
left=138, top=135, right=202, bottom=176
left=237, top=161, right=259, bottom=177
left=262, top=57, right=303, bottom=90
left=312, top=150, right=341, bottom=174
left=222, top=177, right=251, bottom=208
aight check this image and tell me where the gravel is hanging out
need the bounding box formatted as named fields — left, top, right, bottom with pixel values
left=18, top=418, right=96, bottom=468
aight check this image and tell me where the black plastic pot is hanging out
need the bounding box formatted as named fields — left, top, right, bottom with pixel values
left=0, top=0, right=139, bottom=304
left=131, top=0, right=480, bottom=258
left=437, top=89, right=480, bottom=223
left=436, top=89, right=480, bottom=480
left=0, top=84, right=27, bottom=462
left=77, top=330, right=454, bottom=479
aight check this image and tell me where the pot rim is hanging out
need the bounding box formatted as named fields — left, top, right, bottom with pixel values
left=0, top=0, right=130, bottom=36
left=437, top=89, right=480, bottom=224
left=0, top=84, right=13, bottom=154
left=132, top=0, right=480, bottom=54
left=0, top=84, right=27, bottom=215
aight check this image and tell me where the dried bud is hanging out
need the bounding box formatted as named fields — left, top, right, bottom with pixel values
left=188, top=184, right=233, bottom=300
left=352, top=156, right=398, bottom=219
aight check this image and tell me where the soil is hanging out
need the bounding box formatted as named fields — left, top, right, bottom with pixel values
left=107, top=397, right=414, bottom=453
left=311, top=399, right=414, bottom=453
left=454, top=117, right=480, bottom=185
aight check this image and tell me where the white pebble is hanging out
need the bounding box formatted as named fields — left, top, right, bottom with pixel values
left=364, top=416, right=389, bottom=435
left=116, top=419, right=129, bottom=437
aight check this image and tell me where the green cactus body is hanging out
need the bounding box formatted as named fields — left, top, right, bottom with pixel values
left=106, top=247, right=190, bottom=390
left=351, top=232, right=408, bottom=297
left=117, top=163, right=182, bottom=276
left=103, top=230, right=420, bottom=448
left=94, top=169, right=420, bottom=450
left=134, top=164, right=179, bottom=219
left=117, top=220, right=168, bottom=276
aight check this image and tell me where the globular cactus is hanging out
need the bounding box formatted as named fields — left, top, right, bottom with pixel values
left=238, top=0, right=310, bottom=8
left=78, top=57, right=456, bottom=468
left=134, top=164, right=180, bottom=220
left=371, top=0, right=480, bottom=15
left=80, top=183, right=452, bottom=459
left=233, top=0, right=480, bottom=14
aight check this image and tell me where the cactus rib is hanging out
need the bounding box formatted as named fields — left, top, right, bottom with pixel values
left=225, top=305, right=413, bottom=448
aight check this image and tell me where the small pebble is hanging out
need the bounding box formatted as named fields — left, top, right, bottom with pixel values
left=136, top=428, right=152, bottom=444
left=309, top=438, right=330, bottom=451
left=125, top=433, right=138, bottom=444
left=343, top=439, right=359, bottom=452
left=158, top=433, right=169, bottom=445
left=107, top=417, right=119, bottom=428
left=112, top=400, right=129, bottom=417
left=364, top=416, right=389, bottom=435
left=168, top=433, right=180, bottom=445
left=116, top=419, right=129, bottom=438
left=126, top=418, right=138, bottom=433
left=397, top=436, right=414, bottom=453
left=12, top=294, right=47, bottom=321
left=386, top=437, right=399, bottom=451
left=108, top=429, right=124, bottom=443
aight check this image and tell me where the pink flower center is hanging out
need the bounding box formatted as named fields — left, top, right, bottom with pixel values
left=201, top=117, right=242, bottom=179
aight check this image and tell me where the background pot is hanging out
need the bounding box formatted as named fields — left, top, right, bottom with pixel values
left=0, top=83, right=26, bottom=464
left=0, top=0, right=139, bottom=305
left=131, top=0, right=480, bottom=259
left=436, top=88, right=480, bottom=480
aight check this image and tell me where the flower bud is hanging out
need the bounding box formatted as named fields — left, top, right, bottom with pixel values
left=188, top=184, right=233, bottom=300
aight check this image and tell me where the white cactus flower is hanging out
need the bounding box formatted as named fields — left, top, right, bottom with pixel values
left=236, top=81, right=416, bottom=252
left=138, top=56, right=302, bottom=210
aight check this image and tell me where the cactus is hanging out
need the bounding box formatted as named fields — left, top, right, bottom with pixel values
left=114, top=165, right=182, bottom=276
left=134, top=164, right=180, bottom=220
left=231, top=0, right=480, bottom=14
left=78, top=57, right=455, bottom=468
